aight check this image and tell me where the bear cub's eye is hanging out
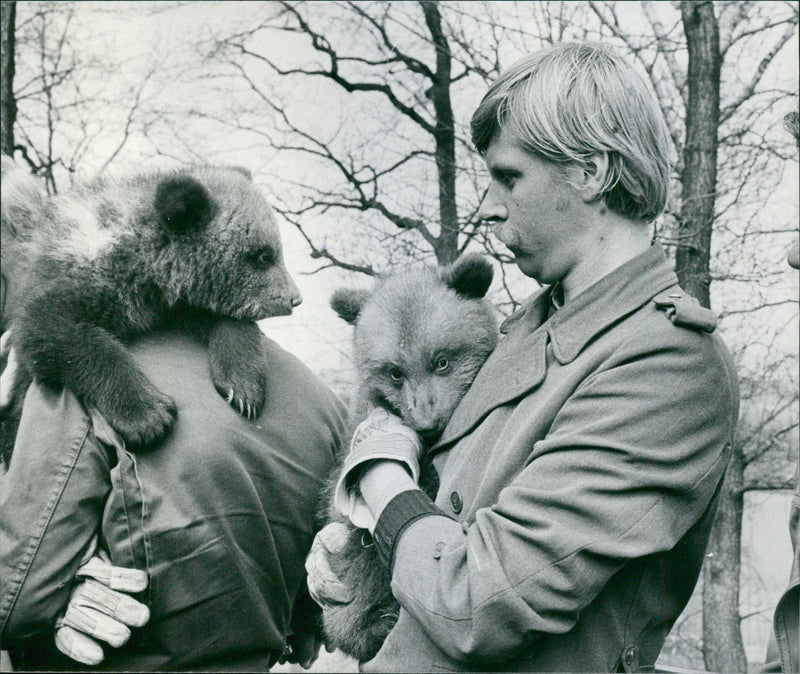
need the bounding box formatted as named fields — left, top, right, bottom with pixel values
left=436, top=357, right=449, bottom=372
left=252, top=247, right=275, bottom=267
left=389, top=368, right=403, bottom=383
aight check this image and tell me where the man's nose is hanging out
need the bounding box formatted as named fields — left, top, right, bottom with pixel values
left=477, top=188, right=508, bottom=223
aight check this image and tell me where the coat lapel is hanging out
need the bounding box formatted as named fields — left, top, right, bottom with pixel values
left=432, top=243, right=682, bottom=454
left=432, top=292, right=550, bottom=451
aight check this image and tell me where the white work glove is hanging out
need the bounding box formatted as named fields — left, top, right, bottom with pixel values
left=333, top=408, right=423, bottom=529
left=54, top=539, right=150, bottom=666
left=0, top=330, right=18, bottom=412
left=305, top=521, right=355, bottom=609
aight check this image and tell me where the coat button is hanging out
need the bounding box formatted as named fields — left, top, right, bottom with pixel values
left=449, top=491, right=463, bottom=513
left=623, top=645, right=638, bottom=669
left=433, top=542, right=444, bottom=559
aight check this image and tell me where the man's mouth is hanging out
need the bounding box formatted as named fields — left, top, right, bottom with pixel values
left=496, top=226, right=523, bottom=255
left=504, top=243, right=524, bottom=258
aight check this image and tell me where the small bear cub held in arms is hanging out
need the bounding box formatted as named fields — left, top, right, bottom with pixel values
left=0, top=156, right=301, bottom=453
left=321, top=253, right=499, bottom=661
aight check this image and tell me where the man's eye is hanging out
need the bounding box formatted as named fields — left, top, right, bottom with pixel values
left=498, top=174, right=517, bottom=189
left=491, top=170, right=517, bottom=190
left=389, top=368, right=403, bottom=382
left=436, top=357, right=449, bottom=372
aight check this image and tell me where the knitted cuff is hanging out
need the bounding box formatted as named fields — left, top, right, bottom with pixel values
left=372, top=489, right=444, bottom=572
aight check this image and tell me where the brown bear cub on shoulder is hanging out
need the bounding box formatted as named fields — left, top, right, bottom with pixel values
left=0, top=156, right=300, bottom=459
left=322, top=253, right=499, bottom=661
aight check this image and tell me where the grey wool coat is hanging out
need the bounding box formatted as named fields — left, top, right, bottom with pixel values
left=364, top=244, right=739, bottom=672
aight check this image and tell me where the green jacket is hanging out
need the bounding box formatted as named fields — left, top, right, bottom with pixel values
left=0, top=330, right=347, bottom=670
left=366, top=244, right=739, bottom=672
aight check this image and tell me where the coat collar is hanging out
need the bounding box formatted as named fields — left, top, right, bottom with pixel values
left=546, top=242, right=677, bottom=364
left=432, top=244, right=678, bottom=452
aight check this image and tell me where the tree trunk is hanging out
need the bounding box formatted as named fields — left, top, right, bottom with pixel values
left=0, top=0, right=16, bottom=157
left=678, top=0, right=719, bottom=308
left=702, top=447, right=747, bottom=672
left=679, top=2, right=747, bottom=671
left=420, top=0, right=459, bottom=265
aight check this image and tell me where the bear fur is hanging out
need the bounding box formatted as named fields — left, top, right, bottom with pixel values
left=322, top=253, right=499, bottom=661
left=0, top=156, right=301, bottom=461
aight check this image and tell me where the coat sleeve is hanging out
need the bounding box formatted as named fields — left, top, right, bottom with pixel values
left=382, top=331, right=738, bottom=665
left=0, top=384, right=112, bottom=647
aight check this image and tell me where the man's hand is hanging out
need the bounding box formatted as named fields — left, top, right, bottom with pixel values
left=333, top=408, right=423, bottom=529
left=278, top=630, right=331, bottom=669
left=54, top=546, right=149, bottom=666
left=305, top=522, right=355, bottom=609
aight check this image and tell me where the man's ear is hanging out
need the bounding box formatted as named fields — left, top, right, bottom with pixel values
left=570, top=152, right=610, bottom=203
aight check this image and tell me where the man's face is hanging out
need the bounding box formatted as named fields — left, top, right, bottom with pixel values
left=478, top=128, right=590, bottom=285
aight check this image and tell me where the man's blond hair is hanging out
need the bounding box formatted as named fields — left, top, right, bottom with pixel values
left=471, top=43, right=671, bottom=222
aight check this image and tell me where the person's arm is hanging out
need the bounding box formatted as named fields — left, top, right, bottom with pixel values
left=281, top=582, right=327, bottom=669
left=0, top=382, right=112, bottom=647
left=363, top=332, right=738, bottom=665
left=359, top=461, right=418, bottom=528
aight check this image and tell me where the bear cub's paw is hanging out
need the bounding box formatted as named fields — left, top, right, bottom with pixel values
left=208, top=320, right=267, bottom=420
left=104, top=381, right=178, bottom=448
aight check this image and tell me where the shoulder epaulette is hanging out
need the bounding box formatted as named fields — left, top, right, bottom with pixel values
left=653, top=290, right=717, bottom=333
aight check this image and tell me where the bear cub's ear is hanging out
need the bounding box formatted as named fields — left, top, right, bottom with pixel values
left=330, top=288, right=371, bottom=325
left=440, top=253, right=493, bottom=299
left=229, top=166, right=253, bottom=181
left=155, top=175, right=213, bottom=234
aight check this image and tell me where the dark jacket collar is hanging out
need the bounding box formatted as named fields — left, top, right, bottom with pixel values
left=433, top=243, right=679, bottom=451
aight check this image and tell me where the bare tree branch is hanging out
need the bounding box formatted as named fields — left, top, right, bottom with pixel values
left=720, top=20, right=798, bottom=123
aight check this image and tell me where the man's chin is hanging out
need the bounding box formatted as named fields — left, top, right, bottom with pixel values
left=511, top=254, right=540, bottom=280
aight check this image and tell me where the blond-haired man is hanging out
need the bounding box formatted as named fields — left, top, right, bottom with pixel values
left=308, top=43, right=739, bottom=672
